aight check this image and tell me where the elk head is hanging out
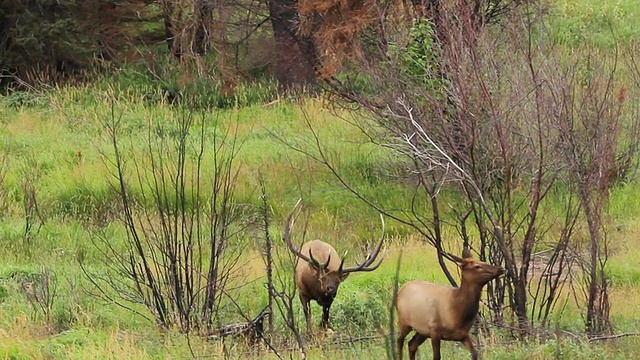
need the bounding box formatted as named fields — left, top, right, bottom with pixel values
left=297, top=246, right=345, bottom=300
left=450, top=248, right=504, bottom=286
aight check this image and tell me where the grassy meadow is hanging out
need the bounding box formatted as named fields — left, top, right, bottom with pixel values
left=2, top=1, right=640, bottom=359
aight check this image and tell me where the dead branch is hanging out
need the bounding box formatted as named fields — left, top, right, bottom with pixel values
left=588, top=333, right=640, bottom=342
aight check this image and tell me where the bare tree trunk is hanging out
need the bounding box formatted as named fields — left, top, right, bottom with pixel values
left=268, top=0, right=318, bottom=92
left=213, top=5, right=236, bottom=97
left=258, top=176, right=275, bottom=338
left=193, top=0, right=214, bottom=55
left=584, top=202, right=602, bottom=333
left=161, top=0, right=183, bottom=58
left=580, top=188, right=612, bottom=335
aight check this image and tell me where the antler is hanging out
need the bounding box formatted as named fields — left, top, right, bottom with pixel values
left=340, top=214, right=386, bottom=274
left=283, top=198, right=329, bottom=269
left=309, top=249, right=330, bottom=271
left=283, top=198, right=314, bottom=263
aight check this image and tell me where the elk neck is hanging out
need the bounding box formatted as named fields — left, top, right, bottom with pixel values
left=452, top=277, right=484, bottom=324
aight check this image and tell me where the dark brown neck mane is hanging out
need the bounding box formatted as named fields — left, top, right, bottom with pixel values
left=454, top=279, right=484, bottom=325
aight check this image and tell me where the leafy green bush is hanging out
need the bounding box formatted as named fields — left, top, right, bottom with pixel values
left=332, top=286, right=387, bottom=333
left=397, top=18, right=445, bottom=92
left=0, top=91, right=50, bottom=109
left=403, top=19, right=438, bottom=79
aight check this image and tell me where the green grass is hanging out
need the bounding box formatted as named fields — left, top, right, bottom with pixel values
left=551, top=0, right=640, bottom=47
left=2, top=1, right=640, bottom=358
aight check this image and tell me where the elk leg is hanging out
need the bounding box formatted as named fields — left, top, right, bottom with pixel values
left=430, top=335, right=441, bottom=360
left=461, top=335, right=478, bottom=360
left=300, top=295, right=312, bottom=333
left=408, top=333, right=427, bottom=360
left=396, top=324, right=411, bottom=360
left=321, top=303, right=332, bottom=330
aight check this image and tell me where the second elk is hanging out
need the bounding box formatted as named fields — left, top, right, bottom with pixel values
left=284, top=199, right=385, bottom=333
left=396, top=249, right=503, bottom=360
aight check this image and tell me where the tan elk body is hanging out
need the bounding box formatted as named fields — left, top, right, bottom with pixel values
left=396, top=251, right=503, bottom=360
left=284, top=199, right=385, bottom=332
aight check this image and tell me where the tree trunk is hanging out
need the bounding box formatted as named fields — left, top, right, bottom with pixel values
left=193, top=0, right=213, bottom=55
left=161, top=0, right=182, bottom=58
left=582, top=195, right=611, bottom=334
left=268, top=0, right=318, bottom=92
left=513, top=277, right=529, bottom=331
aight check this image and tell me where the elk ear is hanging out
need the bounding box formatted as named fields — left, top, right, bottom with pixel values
left=453, top=258, right=473, bottom=270
left=340, top=272, right=350, bottom=281
left=462, top=247, right=473, bottom=259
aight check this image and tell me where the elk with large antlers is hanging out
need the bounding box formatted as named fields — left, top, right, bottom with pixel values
left=283, top=199, right=385, bottom=333
left=396, top=249, right=503, bottom=360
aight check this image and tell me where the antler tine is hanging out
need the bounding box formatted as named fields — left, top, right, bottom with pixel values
left=324, top=253, right=331, bottom=270
left=355, top=252, right=372, bottom=267
left=283, top=198, right=313, bottom=264
left=307, top=248, right=320, bottom=268
left=341, top=213, right=386, bottom=274
left=308, top=248, right=330, bottom=270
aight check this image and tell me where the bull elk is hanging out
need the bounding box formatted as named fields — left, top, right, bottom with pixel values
left=283, top=199, right=385, bottom=333
left=396, top=249, right=503, bottom=360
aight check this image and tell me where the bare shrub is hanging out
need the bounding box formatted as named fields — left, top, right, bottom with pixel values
left=552, top=45, right=640, bottom=335
left=257, top=174, right=277, bottom=339
left=83, top=106, right=251, bottom=334
left=19, top=268, right=57, bottom=323
left=18, top=159, right=45, bottom=249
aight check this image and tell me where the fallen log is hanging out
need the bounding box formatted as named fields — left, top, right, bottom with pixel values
left=206, top=310, right=270, bottom=344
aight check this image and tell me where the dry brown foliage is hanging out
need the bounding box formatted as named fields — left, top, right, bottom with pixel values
left=299, top=0, right=380, bottom=79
